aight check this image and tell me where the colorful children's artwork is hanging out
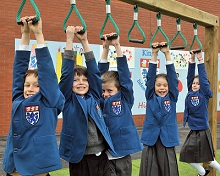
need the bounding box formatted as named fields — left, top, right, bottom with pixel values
left=56, top=47, right=62, bottom=82
left=100, top=46, right=135, bottom=68
left=139, top=58, right=160, bottom=84
left=29, top=44, right=37, bottom=69
left=170, top=50, right=190, bottom=69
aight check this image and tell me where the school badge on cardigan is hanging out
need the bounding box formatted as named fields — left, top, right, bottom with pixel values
left=112, top=100, right=122, bottom=115
left=191, top=96, right=199, bottom=106
left=25, top=106, right=40, bottom=125
left=164, top=100, right=171, bottom=112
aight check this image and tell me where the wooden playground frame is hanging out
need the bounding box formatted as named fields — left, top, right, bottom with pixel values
left=119, top=0, right=219, bottom=175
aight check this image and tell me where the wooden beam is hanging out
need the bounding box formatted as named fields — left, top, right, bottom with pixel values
left=118, top=0, right=219, bottom=27
left=204, top=26, right=219, bottom=176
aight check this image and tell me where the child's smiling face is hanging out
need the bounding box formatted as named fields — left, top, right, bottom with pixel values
left=155, top=77, right=168, bottom=97
left=24, top=74, right=39, bottom=99
left=72, top=74, right=89, bottom=96
left=192, top=77, right=200, bottom=92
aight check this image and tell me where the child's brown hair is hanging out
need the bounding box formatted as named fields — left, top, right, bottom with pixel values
left=74, top=65, right=88, bottom=77
left=24, top=69, right=38, bottom=79
left=101, top=71, right=121, bottom=91
left=156, top=73, right=168, bottom=82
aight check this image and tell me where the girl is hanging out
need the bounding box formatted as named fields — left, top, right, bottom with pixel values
left=180, top=51, right=220, bottom=176
left=140, top=42, right=180, bottom=176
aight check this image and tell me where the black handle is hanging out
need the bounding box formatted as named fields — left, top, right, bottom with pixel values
left=170, top=46, right=185, bottom=50
left=101, top=34, right=118, bottom=41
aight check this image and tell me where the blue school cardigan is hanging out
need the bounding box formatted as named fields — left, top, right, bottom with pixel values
left=141, top=63, right=180, bottom=147
left=59, top=52, right=115, bottom=163
left=183, top=63, right=212, bottom=130
left=2, top=48, right=65, bottom=175
left=98, top=56, right=143, bottom=157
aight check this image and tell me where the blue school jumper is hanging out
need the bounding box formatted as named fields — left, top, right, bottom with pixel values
left=2, top=48, right=65, bottom=175
left=98, top=56, right=143, bottom=157
left=59, top=51, right=115, bottom=163
left=141, top=63, right=180, bottom=147
left=183, top=63, right=212, bottom=130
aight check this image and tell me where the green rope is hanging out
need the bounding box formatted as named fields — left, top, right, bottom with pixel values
left=189, top=22, right=202, bottom=53
left=128, top=4, right=146, bottom=44
left=16, top=0, right=40, bottom=25
left=170, top=18, right=188, bottom=50
left=100, top=0, right=120, bottom=40
left=150, top=12, right=170, bottom=48
left=63, top=0, right=86, bottom=34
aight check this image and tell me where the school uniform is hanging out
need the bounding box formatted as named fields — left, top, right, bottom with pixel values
left=140, top=62, right=180, bottom=176
left=98, top=56, right=143, bottom=176
left=180, top=62, right=214, bottom=163
left=2, top=47, right=65, bottom=176
left=59, top=51, right=115, bottom=176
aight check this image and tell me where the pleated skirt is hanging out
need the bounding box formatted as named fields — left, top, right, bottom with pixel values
left=139, top=138, right=179, bottom=176
left=179, top=129, right=215, bottom=163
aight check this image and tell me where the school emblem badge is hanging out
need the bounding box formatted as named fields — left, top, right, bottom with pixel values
left=25, top=106, right=39, bottom=125
left=112, top=100, right=122, bottom=115
left=191, top=96, right=199, bottom=106
left=164, top=100, right=171, bottom=112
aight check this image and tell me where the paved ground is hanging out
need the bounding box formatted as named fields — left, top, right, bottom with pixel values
left=0, top=123, right=220, bottom=175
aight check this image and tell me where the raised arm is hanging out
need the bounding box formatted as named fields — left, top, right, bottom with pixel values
left=59, top=26, right=76, bottom=100
left=187, top=51, right=196, bottom=91
left=145, top=43, right=160, bottom=99
left=12, top=16, right=31, bottom=101
left=160, top=43, right=178, bottom=101
left=197, top=51, right=212, bottom=97
left=112, top=35, right=134, bottom=104
left=98, top=34, right=111, bottom=75
left=75, top=26, right=91, bottom=53
left=29, top=17, right=64, bottom=108
left=75, top=28, right=102, bottom=100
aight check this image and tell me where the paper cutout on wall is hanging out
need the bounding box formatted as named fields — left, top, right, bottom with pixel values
left=100, top=46, right=135, bottom=68
left=73, top=45, right=84, bottom=66
left=76, top=54, right=83, bottom=66
left=171, top=51, right=190, bottom=69
left=140, top=58, right=160, bottom=84
left=29, top=44, right=37, bottom=69
left=176, top=72, right=183, bottom=92
left=56, top=47, right=62, bottom=82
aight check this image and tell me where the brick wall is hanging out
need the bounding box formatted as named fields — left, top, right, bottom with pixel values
left=0, top=0, right=219, bottom=136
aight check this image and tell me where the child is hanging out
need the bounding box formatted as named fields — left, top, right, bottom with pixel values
left=2, top=16, right=65, bottom=176
left=59, top=26, right=115, bottom=176
left=179, top=51, right=220, bottom=176
left=139, top=42, right=180, bottom=176
left=98, top=33, right=143, bottom=176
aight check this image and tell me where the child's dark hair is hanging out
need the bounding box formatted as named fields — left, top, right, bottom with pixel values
left=74, top=65, right=88, bottom=77
left=194, top=75, right=199, bottom=79
left=156, top=73, right=168, bottom=81
left=101, top=71, right=121, bottom=91
left=193, top=75, right=209, bottom=84
left=24, top=69, right=38, bottom=79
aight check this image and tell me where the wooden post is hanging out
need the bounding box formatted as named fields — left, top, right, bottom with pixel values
left=117, top=0, right=219, bottom=175
left=204, top=26, right=219, bottom=175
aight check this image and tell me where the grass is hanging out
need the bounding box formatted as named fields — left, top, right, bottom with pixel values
left=50, top=150, right=220, bottom=176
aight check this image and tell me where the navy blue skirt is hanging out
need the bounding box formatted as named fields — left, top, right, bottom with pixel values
left=139, top=138, right=179, bottom=176
left=179, top=129, right=215, bottom=163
